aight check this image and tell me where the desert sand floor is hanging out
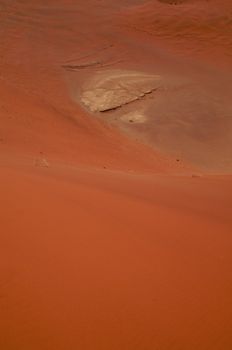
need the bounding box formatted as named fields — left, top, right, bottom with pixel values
left=1, top=1, right=232, bottom=349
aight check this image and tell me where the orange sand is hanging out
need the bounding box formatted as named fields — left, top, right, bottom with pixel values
left=1, top=1, right=232, bottom=349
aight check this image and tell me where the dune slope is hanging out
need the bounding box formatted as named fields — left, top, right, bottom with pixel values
left=1, top=0, right=232, bottom=349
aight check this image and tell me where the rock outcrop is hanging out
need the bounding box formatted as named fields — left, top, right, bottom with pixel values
left=81, top=70, right=161, bottom=112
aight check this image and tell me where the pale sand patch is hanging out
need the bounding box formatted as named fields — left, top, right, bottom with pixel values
left=81, top=70, right=161, bottom=112
left=120, top=111, right=147, bottom=124
left=34, top=158, right=50, bottom=168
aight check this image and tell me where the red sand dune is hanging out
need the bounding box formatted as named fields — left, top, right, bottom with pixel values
left=1, top=1, right=232, bottom=349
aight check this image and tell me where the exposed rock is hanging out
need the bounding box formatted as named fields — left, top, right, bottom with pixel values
left=81, top=70, right=161, bottom=112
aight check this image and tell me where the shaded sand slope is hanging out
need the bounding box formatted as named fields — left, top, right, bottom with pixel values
left=1, top=0, right=232, bottom=171
left=0, top=0, right=182, bottom=172
left=0, top=76, right=175, bottom=173
left=113, top=0, right=232, bottom=172
left=1, top=0, right=232, bottom=349
left=123, top=0, right=232, bottom=66
left=1, top=160, right=232, bottom=350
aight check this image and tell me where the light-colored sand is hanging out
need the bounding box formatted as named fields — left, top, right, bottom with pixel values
left=1, top=0, right=232, bottom=349
left=120, top=111, right=147, bottom=124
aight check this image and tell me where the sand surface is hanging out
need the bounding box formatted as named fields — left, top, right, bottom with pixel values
left=1, top=0, right=232, bottom=349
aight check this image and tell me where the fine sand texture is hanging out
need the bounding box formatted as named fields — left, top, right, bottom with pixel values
left=1, top=1, right=232, bottom=349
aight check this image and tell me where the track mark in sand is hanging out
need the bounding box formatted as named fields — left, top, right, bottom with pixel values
left=63, top=44, right=115, bottom=65
left=62, top=61, right=102, bottom=71
left=62, top=59, right=125, bottom=72
left=62, top=44, right=127, bottom=72
left=80, top=70, right=162, bottom=112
